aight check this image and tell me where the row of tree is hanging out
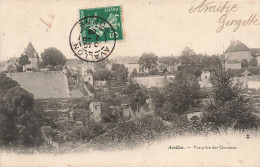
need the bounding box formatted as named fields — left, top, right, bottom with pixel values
left=6, top=47, right=66, bottom=72
left=137, top=48, right=222, bottom=75
left=151, top=54, right=259, bottom=130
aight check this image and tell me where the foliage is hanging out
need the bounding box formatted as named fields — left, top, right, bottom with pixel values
left=150, top=88, right=165, bottom=116
left=159, top=56, right=178, bottom=66
left=203, top=63, right=259, bottom=130
left=130, top=69, right=138, bottom=78
left=227, top=69, right=244, bottom=77
left=16, top=54, right=31, bottom=72
left=99, top=115, right=170, bottom=148
left=56, top=65, right=63, bottom=71
left=248, top=67, right=260, bottom=76
left=18, top=54, right=30, bottom=67
left=7, top=63, right=16, bottom=73
left=178, top=47, right=221, bottom=73
left=148, top=68, right=159, bottom=75
left=46, top=65, right=54, bottom=71
left=0, top=86, right=44, bottom=147
left=41, top=47, right=66, bottom=68
left=0, top=74, right=44, bottom=147
left=163, top=71, right=201, bottom=116
left=111, top=63, right=128, bottom=82
left=249, top=58, right=257, bottom=67
left=102, top=107, right=122, bottom=124
left=85, top=82, right=94, bottom=93
left=0, top=99, right=18, bottom=145
left=72, top=98, right=91, bottom=111
left=0, top=72, right=19, bottom=95
left=123, top=83, right=146, bottom=112
left=94, top=69, right=113, bottom=81
left=241, top=59, right=249, bottom=68
left=138, top=53, right=158, bottom=70
left=94, top=60, right=107, bottom=71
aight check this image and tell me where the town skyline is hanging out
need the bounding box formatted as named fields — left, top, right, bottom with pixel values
left=1, top=0, right=260, bottom=61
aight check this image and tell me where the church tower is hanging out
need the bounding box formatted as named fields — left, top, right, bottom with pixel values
left=23, top=42, right=40, bottom=71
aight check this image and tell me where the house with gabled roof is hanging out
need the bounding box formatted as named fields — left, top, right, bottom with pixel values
left=224, top=40, right=260, bottom=69
left=23, top=42, right=40, bottom=71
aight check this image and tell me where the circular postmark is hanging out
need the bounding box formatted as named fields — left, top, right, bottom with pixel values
left=69, top=16, right=116, bottom=62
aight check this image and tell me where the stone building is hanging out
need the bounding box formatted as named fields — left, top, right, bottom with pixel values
left=89, top=102, right=101, bottom=122
left=83, top=71, right=93, bottom=85
left=23, top=42, right=40, bottom=71
left=224, top=40, right=260, bottom=69
left=125, top=63, right=140, bottom=74
left=132, top=75, right=175, bottom=88
left=199, top=71, right=212, bottom=88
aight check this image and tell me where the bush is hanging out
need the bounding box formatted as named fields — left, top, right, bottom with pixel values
left=203, top=63, right=260, bottom=131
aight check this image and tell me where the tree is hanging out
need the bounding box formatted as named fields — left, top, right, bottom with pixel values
left=249, top=58, right=257, bottom=67
left=150, top=88, right=165, bottom=114
left=0, top=73, right=19, bottom=95
left=18, top=54, right=30, bottom=69
left=148, top=68, right=159, bottom=75
left=102, top=107, right=122, bottom=124
left=130, top=69, right=138, bottom=78
left=139, top=53, right=158, bottom=70
left=0, top=99, right=18, bottom=145
left=94, top=69, right=113, bottom=81
left=7, top=64, right=16, bottom=73
left=94, top=61, right=107, bottom=71
left=178, top=48, right=203, bottom=77
left=3, top=86, right=43, bottom=146
left=200, top=55, right=222, bottom=72
left=181, top=47, right=196, bottom=57
left=41, top=47, right=66, bottom=68
left=56, top=65, right=63, bottom=71
left=164, top=71, right=201, bottom=116
left=159, top=56, right=179, bottom=66
left=123, top=83, right=146, bottom=112
left=202, top=63, right=259, bottom=130
left=0, top=74, right=44, bottom=147
left=111, top=63, right=129, bottom=82
left=241, top=59, right=249, bottom=68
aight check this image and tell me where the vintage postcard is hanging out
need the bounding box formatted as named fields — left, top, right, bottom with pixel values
left=0, top=0, right=260, bottom=166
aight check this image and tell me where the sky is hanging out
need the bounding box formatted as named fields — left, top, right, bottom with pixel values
left=0, top=0, right=259, bottom=61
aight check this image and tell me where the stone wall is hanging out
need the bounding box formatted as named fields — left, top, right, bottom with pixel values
left=7, top=71, right=70, bottom=98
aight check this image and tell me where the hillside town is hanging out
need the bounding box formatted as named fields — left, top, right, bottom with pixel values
left=0, top=40, right=260, bottom=152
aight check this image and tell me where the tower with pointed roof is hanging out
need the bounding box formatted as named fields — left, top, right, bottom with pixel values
left=23, top=42, right=40, bottom=71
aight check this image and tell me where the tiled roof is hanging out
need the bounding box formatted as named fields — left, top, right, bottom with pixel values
left=25, top=42, right=38, bottom=58
left=225, top=40, right=249, bottom=53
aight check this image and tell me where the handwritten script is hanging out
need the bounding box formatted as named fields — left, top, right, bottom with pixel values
left=188, top=0, right=260, bottom=33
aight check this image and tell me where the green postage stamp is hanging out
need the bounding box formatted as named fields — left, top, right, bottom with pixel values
left=79, top=6, right=124, bottom=43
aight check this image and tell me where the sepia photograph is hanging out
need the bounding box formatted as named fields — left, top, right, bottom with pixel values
left=0, top=0, right=260, bottom=166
